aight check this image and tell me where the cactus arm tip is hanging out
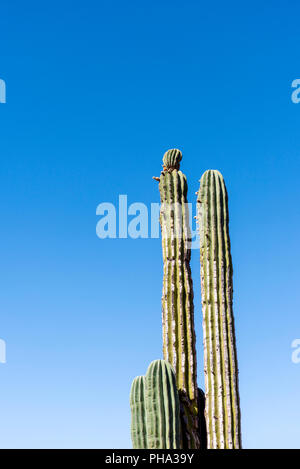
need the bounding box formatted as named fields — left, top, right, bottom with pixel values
left=162, top=149, right=182, bottom=171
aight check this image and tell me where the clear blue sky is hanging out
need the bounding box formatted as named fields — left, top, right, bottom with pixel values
left=0, top=0, right=299, bottom=448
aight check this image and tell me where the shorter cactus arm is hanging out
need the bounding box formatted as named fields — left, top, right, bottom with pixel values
left=145, top=359, right=181, bottom=449
left=130, top=376, right=147, bottom=448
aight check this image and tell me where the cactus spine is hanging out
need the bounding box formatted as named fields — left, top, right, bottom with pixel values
left=197, top=170, right=242, bottom=449
left=130, top=360, right=181, bottom=449
left=157, top=149, right=199, bottom=448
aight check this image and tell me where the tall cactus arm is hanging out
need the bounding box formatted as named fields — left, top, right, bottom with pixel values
left=158, top=149, right=197, bottom=404
left=145, top=359, right=181, bottom=449
left=157, top=149, right=199, bottom=448
left=130, top=376, right=147, bottom=448
left=197, top=169, right=242, bottom=449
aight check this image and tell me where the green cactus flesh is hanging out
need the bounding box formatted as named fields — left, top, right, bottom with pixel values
left=145, top=360, right=181, bottom=449
left=158, top=168, right=197, bottom=402
left=197, top=169, right=242, bottom=449
left=130, top=376, right=147, bottom=449
left=130, top=360, right=181, bottom=449
left=158, top=153, right=199, bottom=448
left=162, top=148, right=182, bottom=170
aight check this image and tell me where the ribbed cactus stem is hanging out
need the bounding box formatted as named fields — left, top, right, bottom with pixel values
left=159, top=170, right=197, bottom=398
left=130, top=376, right=147, bottom=449
left=157, top=149, right=199, bottom=448
left=197, top=169, right=242, bottom=449
left=145, top=360, right=181, bottom=449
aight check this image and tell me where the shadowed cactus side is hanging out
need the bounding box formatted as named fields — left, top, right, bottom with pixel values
left=130, top=359, right=181, bottom=449
left=197, top=169, right=242, bottom=449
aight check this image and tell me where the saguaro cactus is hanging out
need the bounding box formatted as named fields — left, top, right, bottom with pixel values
left=197, top=169, right=242, bottom=449
left=130, top=359, right=181, bottom=449
left=155, top=149, right=199, bottom=448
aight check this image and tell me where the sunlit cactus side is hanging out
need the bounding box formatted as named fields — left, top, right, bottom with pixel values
left=197, top=169, right=242, bottom=449
left=129, top=359, right=181, bottom=449
left=145, top=360, right=181, bottom=449
left=130, top=376, right=147, bottom=449
left=154, top=149, right=200, bottom=448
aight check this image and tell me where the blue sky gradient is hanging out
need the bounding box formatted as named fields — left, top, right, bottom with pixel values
left=0, top=0, right=300, bottom=448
